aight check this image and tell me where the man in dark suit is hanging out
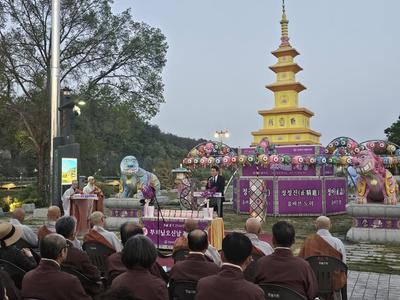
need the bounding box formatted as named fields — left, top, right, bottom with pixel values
left=55, top=216, right=101, bottom=291
left=21, top=233, right=91, bottom=300
left=254, top=221, right=319, bottom=300
left=169, top=229, right=219, bottom=283
left=196, top=232, right=264, bottom=300
left=106, top=222, right=168, bottom=283
left=207, top=165, right=225, bottom=217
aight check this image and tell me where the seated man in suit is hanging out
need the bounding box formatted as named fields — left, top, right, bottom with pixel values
left=37, top=206, right=61, bottom=241
left=9, top=208, right=38, bottom=247
left=169, top=229, right=219, bottom=283
left=22, top=233, right=90, bottom=300
left=254, top=221, right=318, bottom=300
left=245, top=217, right=273, bottom=256
left=196, top=232, right=264, bottom=300
left=55, top=216, right=101, bottom=285
left=106, top=221, right=168, bottom=283
left=84, top=211, right=123, bottom=252
left=111, top=235, right=168, bottom=300
left=173, top=218, right=221, bottom=265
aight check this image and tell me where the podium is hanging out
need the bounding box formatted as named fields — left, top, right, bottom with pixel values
left=70, top=194, right=98, bottom=236
left=193, top=191, right=223, bottom=217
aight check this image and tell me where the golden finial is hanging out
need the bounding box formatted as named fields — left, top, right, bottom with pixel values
left=280, top=0, right=290, bottom=47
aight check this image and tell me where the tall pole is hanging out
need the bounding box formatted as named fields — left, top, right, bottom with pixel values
left=50, top=0, right=61, bottom=203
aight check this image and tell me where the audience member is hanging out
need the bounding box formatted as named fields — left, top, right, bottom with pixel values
left=169, top=229, right=219, bottom=283
left=37, top=206, right=61, bottom=241
left=95, top=287, right=140, bottom=300
left=173, top=218, right=221, bottom=265
left=244, top=217, right=273, bottom=256
left=0, top=223, right=37, bottom=273
left=55, top=216, right=101, bottom=282
left=84, top=211, right=122, bottom=252
left=21, top=233, right=90, bottom=300
left=299, top=216, right=347, bottom=299
left=111, top=235, right=168, bottom=300
left=0, top=270, right=20, bottom=300
left=299, top=216, right=346, bottom=262
left=106, top=222, right=168, bottom=283
left=196, top=232, right=264, bottom=300
left=9, top=208, right=38, bottom=247
left=254, top=221, right=318, bottom=300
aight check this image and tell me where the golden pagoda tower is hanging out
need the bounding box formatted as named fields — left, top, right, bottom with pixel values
left=251, top=0, right=321, bottom=145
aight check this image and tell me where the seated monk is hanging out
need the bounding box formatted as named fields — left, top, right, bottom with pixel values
left=299, top=216, right=347, bottom=299
left=169, top=229, right=219, bottom=283
left=37, top=206, right=61, bottom=241
left=244, top=218, right=273, bottom=256
left=84, top=211, right=122, bottom=252
left=106, top=222, right=168, bottom=284
left=173, top=219, right=221, bottom=265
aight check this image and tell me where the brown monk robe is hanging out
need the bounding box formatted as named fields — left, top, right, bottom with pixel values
left=83, top=228, right=115, bottom=251
left=299, top=234, right=347, bottom=292
left=106, top=252, right=169, bottom=283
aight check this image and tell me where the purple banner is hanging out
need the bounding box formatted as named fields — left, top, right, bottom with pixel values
left=239, top=180, right=250, bottom=213
left=242, top=164, right=317, bottom=177
left=325, top=179, right=347, bottom=213
left=354, top=217, right=400, bottom=229
left=278, top=179, right=323, bottom=214
left=142, top=218, right=209, bottom=249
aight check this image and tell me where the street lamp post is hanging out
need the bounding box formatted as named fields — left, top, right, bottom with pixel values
left=214, top=130, right=230, bottom=144
left=50, top=0, right=61, bottom=203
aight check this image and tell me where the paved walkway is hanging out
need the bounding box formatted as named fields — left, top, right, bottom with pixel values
left=347, top=270, right=400, bottom=300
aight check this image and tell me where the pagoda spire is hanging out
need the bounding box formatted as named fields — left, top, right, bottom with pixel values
left=280, top=0, right=290, bottom=47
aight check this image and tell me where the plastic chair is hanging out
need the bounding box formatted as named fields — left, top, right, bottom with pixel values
left=306, top=256, right=348, bottom=300
left=82, top=241, right=115, bottom=276
left=0, top=259, right=26, bottom=289
left=61, top=265, right=103, bottom=296
left=259, top=283, right=307, bottom=300
left=169, top=280, right=197, bottom=300
left=243, top=252, right=264, bottom=282
left=172, top=250, right=189, bottom=263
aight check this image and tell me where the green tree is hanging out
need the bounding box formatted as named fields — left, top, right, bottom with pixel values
left=0, top=0, right=167, bottom=200
left=385, top=115, right=400, bottom=146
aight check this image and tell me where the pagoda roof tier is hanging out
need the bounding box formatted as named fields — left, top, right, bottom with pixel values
left=271, top=46, right=299, bottom=58
left=251, top=127, right=321, bottom=137
left=266, top=81, right=306, bottom=93
left=258, top=107, right=315, bottom=117
left=251, top=140, right=320, bottom=146
left=269, top=62, right=303, bottom=74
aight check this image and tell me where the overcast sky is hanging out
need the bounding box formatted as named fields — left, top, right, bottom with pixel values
left=113, top=0, right=400, bottom=148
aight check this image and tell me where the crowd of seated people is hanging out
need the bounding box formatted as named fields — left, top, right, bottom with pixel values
left=0, top=207, right=347, bottom=300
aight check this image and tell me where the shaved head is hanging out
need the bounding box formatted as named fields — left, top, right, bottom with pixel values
left=188, top=229, right=208, bottom=252
left=90, top=211, right=104, bottom=226
left=12, top=208, right=25, bottom=223
left=245, top=217, right=262, bottom=234
left=184, top=219, right=198, bottom=233
left=315, top=216, right=331, bottom=230
left=47, top=206, right=61, bottom=221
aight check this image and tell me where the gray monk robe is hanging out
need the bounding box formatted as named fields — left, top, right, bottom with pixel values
left=195, top=264, right=265, bottom=300
left=254, top=247, right=318, bottom=300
